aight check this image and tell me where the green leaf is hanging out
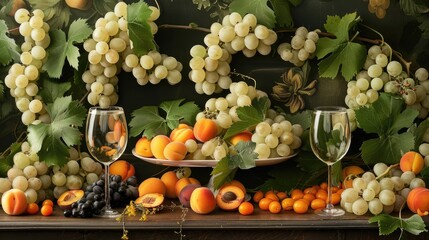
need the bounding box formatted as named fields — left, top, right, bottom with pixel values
left=28, top=0, right=70, bottom=29
left=211, top=157, right=237, bottom=190
left=230, top=141, right=257, bottom=169
left=129, top=99, right=200, bottom=139
left=159, top=99, right=200, bottom=130
left=356, top=93, right=418, bottom=165
left=270, top=0, right=292, bottom=28
left=43, top=19, right=92, bottom=78
left=369, top=213, right=427, bottom=236
left=39, top=77, right=71, bottom=103
left=229, top=0, right=276, bottom=28
left=28, top=96, right=86, bottom=166
left=400, top=0, right=429, bottom=15
left=211, top=141, right=257, bottom=189
left=414, top=118, right=429, bottom=149
left=43, top=29, right=67, bottom=78
left=127, top=1, right=156, bottom=56
left=361, top=132, right=414, bottom=165
left=285, top=110, right=311, bottom=130
left=223, top=97, right=268, bottom=140
left=316, top=12, right=366, bottom=81
left=355, top=93, right=405, bottom=136
left=0, top=20, right=19, bottom=66
left=93, top=0, right=116, bottom=14
left=0, top=142, right=21, bottom=177
left=66, top=19, right=92, bottom=70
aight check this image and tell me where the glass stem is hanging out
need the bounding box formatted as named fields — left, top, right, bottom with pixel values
left=104, top=164, right=111, bottom=211
left=326, top=164, right=334, bottom=210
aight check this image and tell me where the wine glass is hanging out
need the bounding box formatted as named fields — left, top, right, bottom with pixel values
left=310, top=106, right=351, bottom=217
left=85, top=106, right=128, bottom=217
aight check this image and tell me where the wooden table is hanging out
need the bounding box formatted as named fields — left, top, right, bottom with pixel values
left=1, top=204, right=428, bottom=240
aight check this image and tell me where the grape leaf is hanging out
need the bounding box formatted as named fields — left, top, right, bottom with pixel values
left=211, top=141, right=257, bottom=189
left=285, top=110, right=311, bottom=130
left=0, top=142, right=21, bottom=177
left=400, top=0, right=429, bottom=15
left=229, top=0, right=276, bottom=28
left=127, top=1, right=156, bottom=56
left=28, top=0, right=70, bottom=29
left=93, top=0, right=116, bottom=14
left=369, top=213, right=427, bottom=236
left=223, top=97, right=268, bottom=140
left=0, top=20, right=19, bottom=66
left=355, top=93, right=419, bottom=165
left=39, top=77, right=71, bottom=103
left=316, top=12, right=367, bottom=81
left=269, top=0, right=292, bottom=28
left=43, top=19, right=92, bottom=78
left=129, top=99, right=200, bottom=139
left=28, top=96, right=86, bottom=166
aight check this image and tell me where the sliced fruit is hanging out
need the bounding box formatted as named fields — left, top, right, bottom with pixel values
left=57, top=190, right=85, bottom=210
left=135, top=193, right=164, bottom=208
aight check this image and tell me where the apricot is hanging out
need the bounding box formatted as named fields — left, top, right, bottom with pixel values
left=193, top=118, right=218, bottom=142
left=407, top=187, right=429, bottom=216
left=342, top=165, right=364, bottom=180
left=220, top=179, right=246, bottom=195
left=150, top=135, right=171, bottom=159
left=1, top=189, right=28, bottom=215
left=138, top=177, right=166, bottom=197
left=190, top=187, right=217, bottom=214
left=161, top=171, right=180, bottom=198
left=400, top=151, right=424, bottom=174
left=229, top=131, right=252, bottom=146
left=216, top=185, right=245, bottom=211
left=135, top=193, right=164, bottom=208
left=109, top=160, right=135, bottom=181
left=175, top=177, right=201, bottom=197
left=170, top=127, right=195, bottom=143
left=57, top=190, right=84, bottom=210
left=135, top=137, right=153, bottom=157
left=163, top=141, right=188, bottom=161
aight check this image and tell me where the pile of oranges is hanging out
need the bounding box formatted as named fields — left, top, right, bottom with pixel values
left=252, top=182, right=344, bottom=214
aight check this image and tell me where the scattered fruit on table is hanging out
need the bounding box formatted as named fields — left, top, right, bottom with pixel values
left=189, top=187, right=216, bottom=214
left=216, top=183, right=245, bottom=211
left=135, top=193, right=164, bottom=208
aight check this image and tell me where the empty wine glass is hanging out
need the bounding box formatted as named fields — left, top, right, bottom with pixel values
left=85, top=106, right=128, bottom=217
left=310, top=106, right=351, bottom=217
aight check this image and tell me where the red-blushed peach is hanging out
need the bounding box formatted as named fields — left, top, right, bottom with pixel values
left=178, top=184, right=200, bottom=207
left=400, top=151, right=424, bottom=174
left=1, top=189, right=28, bottom=215
left=190, top=187, right=216, bottom=214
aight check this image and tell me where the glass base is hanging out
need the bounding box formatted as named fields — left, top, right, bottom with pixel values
left=96, top=208, right=120, bottom=218
left=314, top=207, right=345, bottom=217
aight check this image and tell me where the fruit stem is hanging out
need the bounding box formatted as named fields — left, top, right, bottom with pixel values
left=375, top=163, right=399, bottom=180
left=229, top=71, right=257, bottom=89
left=158, top=24, right=210, bottom=33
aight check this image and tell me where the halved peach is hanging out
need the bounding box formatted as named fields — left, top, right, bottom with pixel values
left=216, top=185, right=245, bottom=211
left=135, top=193, right=164, bottom=208
left=57, top=190, right=84, bottom=210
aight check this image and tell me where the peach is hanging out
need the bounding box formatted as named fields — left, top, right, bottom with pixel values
left=1, top=189, right=28, bottom=215
left=178, top=184, right=200, bottom=207
left=190, top=187, right=216, bottom=214
left=193, top=118, right=218, bottom=142
left=138, top=177, right=166, bottom=197
left=170, top=126, right=195, bottom=143
left=175, top=177, right=201, bottom=197
left=160, top=171, right=179, bottom=198
left=135, top=137, right=153, bottom=157
left=400, top=151, right=424, bottom=174
left=150, top=135, right=171, bottom=159
left=109, top=160, right=135, bottom=181
left=135, top=193, right=164, bottom=208
left=163, top=141, right=188, bottom=161
left=216, top=185, right=245, bottom=211
left=229, top=131, right=252, bottom=146
left=342, top=165, right=364, bottom=180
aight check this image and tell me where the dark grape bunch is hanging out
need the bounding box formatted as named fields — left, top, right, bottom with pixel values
left=63, top=174, right=139, bottom=218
